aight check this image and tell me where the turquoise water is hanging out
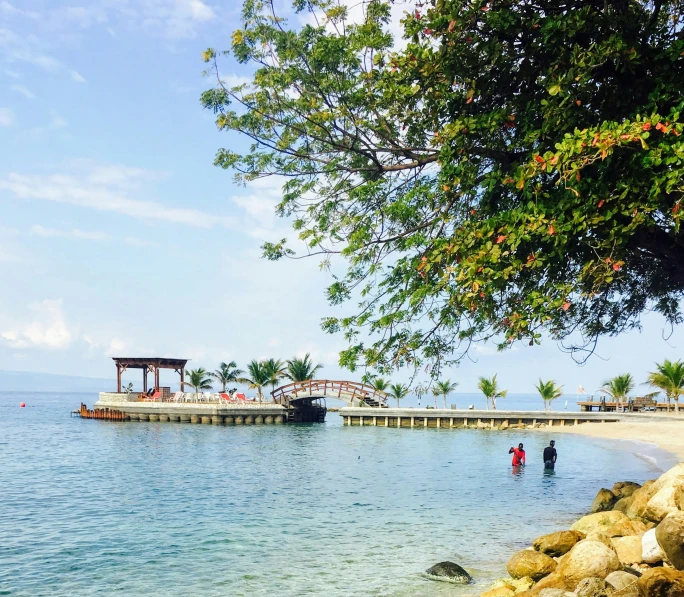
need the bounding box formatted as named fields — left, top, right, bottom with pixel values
left=0, top=392, right=674, bottom=597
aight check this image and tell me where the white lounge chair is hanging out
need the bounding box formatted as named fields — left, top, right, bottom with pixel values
left=172, top=391, right=184, bottom=403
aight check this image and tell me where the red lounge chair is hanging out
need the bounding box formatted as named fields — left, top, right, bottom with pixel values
left=219, top=392, right=232, bottom=402
left=234, top=393, right=248, bottom=402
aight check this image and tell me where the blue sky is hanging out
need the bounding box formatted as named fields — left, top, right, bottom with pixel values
left=1, top=0, right=684, bottom=396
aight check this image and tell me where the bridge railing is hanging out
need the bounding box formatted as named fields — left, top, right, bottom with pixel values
left=271, top=380, right=388, bottom=405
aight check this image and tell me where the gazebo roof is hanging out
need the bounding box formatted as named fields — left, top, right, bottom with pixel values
left=112, top=357, right=188, bottom=369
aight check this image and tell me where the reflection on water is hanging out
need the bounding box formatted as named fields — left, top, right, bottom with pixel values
left=0, top=393, right=670, bottom=597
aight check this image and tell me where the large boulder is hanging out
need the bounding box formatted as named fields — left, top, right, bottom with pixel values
left=642, top=528, right=665, bottom=564
left=571, top=510, right=630, bottom=535
left=613, top=481, right=642, bottom=499
left=425, top=561, right=472, bottom=583
left=611, top=535, right=643, bottom=566
left=538, top=590, right=573, bottom=597
left=640, top=464, right=684, bottom=522
left=614, top=495, right=635, bottom=514
left=627, top=480, right=658, bottom=520
left=591, top=488, right=618, bottom=513
left=575, top=577, right=610, bottom=597
left=655, top=512, right=684, bottom=570
left=605, top=570, right=639, bottom=595
left=559, top=540, right=621, bottom=590
left=603, top=519, right=647, bottom=538
left=637, top=567, right=684, bottom=596
left=533, top=530, right=585, bottom=557
left=507, top=550, right=557, bottom=581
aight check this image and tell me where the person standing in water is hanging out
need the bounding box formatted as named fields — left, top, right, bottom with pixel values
left=543, top=440, right=557, bottom=469
left=509, top=443, right=526, bottom=466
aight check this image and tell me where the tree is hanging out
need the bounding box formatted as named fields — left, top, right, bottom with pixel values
left=285, top=353, right=323, bottom=382
left=239, top=360, right=272, bottom=402
left=478, top=375, right=507, bottom=410
left=262, top=358, right=286, bottom=398
left=647, top=359, right=684, bottom=413
left=433, top=379, right=459, bottom=409
left=183, top=368, right=213, bottom=398
left=388, top=383, right=409, bottom=408
left=371, top=377, right=389, bottom=393
left=600, top=373, right=635, bottom=404
left=202, top=0, right=684, bottom=379
left=535, top=379, right=563, bottom=411
left=211, top=361, right=243, bottom=392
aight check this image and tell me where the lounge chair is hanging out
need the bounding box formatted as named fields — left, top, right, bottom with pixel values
left=172, top=391, right=184, bottom=402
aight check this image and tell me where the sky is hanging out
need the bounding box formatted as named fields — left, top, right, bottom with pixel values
left=1, top=0, right=684, bottom=396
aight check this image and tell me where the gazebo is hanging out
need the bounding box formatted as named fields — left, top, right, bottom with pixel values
left=113, top=357, right=188, bottom=394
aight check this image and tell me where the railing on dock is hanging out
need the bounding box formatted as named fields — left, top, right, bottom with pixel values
left=78, top=403, right=128, bottom=421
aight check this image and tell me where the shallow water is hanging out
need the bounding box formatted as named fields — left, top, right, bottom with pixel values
left=0, top=392, right=673, bottom=596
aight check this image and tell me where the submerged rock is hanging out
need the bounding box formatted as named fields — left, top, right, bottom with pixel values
left=533, top=530, right=585, bottom=557
left=507, top=549, right=557, bottom=581
left=655, top=512, right=684, bottom=570
left=591, top=488, right=618, bottom=513
left=425, top=561, right=472, bottom=584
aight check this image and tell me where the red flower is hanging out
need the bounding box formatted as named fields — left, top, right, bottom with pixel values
left=598, top=200, right=605, bottom=208
left=613, top=263, right=621, bottom=271
left=642, top=123, right=652, bottom=131
left=548, top=224, right=555, bottom=235
left=496, top=235, right=507, bottom=244
left=562, top=302, right=571, bottom=311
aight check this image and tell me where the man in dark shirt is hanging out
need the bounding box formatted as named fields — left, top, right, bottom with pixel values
left=543, top=440, right=557, bottom=469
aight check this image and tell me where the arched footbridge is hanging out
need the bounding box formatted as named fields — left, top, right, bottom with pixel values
left=271, top=380, right=389, bottom=408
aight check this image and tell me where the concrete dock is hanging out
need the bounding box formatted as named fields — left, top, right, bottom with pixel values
left=338, top=407, right=629, bottom=429
left=93, top=392, right=289, bottom=424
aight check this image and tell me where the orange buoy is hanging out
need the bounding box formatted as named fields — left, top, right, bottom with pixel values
left=20, top=402, right=26, bottom=408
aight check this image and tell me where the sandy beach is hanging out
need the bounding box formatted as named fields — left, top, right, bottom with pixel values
left=544, top=415, right=684, bottom=460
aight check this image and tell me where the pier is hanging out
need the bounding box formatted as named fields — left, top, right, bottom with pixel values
left=339, top=407, right=630, bottom=429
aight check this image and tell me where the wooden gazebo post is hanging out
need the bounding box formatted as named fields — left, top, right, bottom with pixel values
left=116, top=363, right=121, bottom=393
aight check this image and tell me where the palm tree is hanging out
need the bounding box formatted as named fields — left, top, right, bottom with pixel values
left=182, top=368, right=213, bottom=399
left=388, top=383, right=409, bottom=408
left=238, top=360, right=272, bottom=402
left=285, top=353, right=323, bottom=382
left=535, top=379, right=563, bottom=411
left=478, top=375, right=507, bottom=410
left=433, top=379, right=459, bottom=409
left=647, top=360, right=684, bottom=413
left=210, top=361, right=243, bottom=392
left=263, top=358, right=286, bottom=397
left=372, top=377, right=389, bottom=392
left=600, top=374, right=634, bottom=405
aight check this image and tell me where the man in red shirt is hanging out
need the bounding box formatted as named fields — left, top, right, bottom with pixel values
left=509, top=443, right=526, bottom=466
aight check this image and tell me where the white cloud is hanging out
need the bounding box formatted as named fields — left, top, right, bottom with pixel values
left=0, top=162, right=236, bottom=228
left=9, top=83, right=34, bottom=99
left=70, top=70, right=86, bottom=82
left=4, top=68, right=20, bottom=77
left=0, top=1, right=40, bottom=19
left=0, top=107, right=15, bottom=126
left=1, top=299, right=73, bottom=349
left=31, top=225, right=110, bottom=241
left=49, top=109, right=67, bottom=128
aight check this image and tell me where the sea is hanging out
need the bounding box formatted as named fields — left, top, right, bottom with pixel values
left=0, top=392, right=676, bottom=597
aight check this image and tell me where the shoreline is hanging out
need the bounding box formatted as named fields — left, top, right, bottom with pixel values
left=533, top=416, right=684, bottom=462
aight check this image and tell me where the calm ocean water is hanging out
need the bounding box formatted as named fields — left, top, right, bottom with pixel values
left=0, top=392, right=675, bottom=597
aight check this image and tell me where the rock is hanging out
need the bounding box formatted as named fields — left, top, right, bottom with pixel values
left=627, top=480, right=658, bottom=520
left=642, top=528, right=665, bottom=563
left=603, top=519, right=647, bottom=537
left=614, top=495, right=635, bottom=514
left=637, top=566, right=684, bottom=596
left=533, top=531, right=586, bottom=557
left=585, top=531, right=616, bottom=549
left=425, top=561, right=472, bottom=584
left=591, top=488, right=619, bottom=513
left=613, top=481, right=642, bottom=499
left=477, top=421, right=489, bottom=429
left=559, top=540, right=621, bottom=590
left=644, top=484, right=684, bottom=523
left=538, top=590, right=572, bottom=597
left=500, top=420, right=510, bottom=430
left=571, top=511, right=630, bottom=535
left=605, top=570, right=639, bottom=594
left=575, top=577, right=610, bottom=597
left=533, top=571, right=569, bottom=593
left=611, top=535, right=643, bottom=566
left=480, top=587, right=514, bottom=597
left=507, top=549, right=557, bottom=581
left=655, top=512, right=684, bottom=570
left=511, top=577, right=536, bottom=592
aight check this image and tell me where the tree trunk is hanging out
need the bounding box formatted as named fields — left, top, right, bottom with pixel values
left=444, top=396, right=447, bottom=409
left=492, top=397, right=497, bottom=410
left=676, top=397, right=680, bottom=414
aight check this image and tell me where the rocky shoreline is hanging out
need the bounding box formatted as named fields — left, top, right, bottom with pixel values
left=474, top=462, right=684, bottom=596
